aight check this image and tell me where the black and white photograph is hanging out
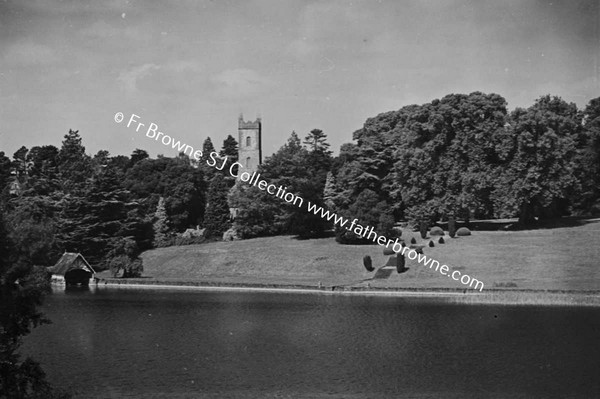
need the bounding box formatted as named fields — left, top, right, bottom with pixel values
left=1, top=1, right=599, bottom=398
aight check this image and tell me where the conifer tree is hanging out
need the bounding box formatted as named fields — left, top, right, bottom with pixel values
left=203, top=175, right=231, bottom=239
left=153, top=196, right=170, bottom=247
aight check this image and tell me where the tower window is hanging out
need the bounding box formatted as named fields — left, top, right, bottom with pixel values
left=246, top=136, right=252, bottom=147
left=246, top=157, right=252, bottom=168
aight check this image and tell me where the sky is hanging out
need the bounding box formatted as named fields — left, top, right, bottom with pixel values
left=1, top=0, right=598, bottom=159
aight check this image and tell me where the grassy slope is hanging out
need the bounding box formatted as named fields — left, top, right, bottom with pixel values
left=140, top=218, right=600, bottom=292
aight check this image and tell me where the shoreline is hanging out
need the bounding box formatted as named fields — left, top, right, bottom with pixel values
left=72, top=277, right=600, bottom=307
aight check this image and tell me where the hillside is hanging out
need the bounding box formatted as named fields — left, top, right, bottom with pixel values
left=138, top=218, right=600, bottom=292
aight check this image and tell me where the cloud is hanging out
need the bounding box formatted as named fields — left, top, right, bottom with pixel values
left=117, top=63, right=160, bottom=94
left=212, top=68, right=273, bottom=98
left=3, top=40, right=59, bottom=66
left=117, top=61, right=205, bottom=95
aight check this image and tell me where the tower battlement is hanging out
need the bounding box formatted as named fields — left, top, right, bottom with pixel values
left=238, top=115, right=261, bottom=130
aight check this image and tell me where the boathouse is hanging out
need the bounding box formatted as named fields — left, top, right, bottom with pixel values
left=48, top=252, right=96, bottom=286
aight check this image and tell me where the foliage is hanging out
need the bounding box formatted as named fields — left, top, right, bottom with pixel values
left=228, top=183, right=282, bottom=238
left=448, top=215, right=456, bottom=238
left=492, top=96, right=583, bottom=224
left=332, top=92, right=597, bottom=225
left=335, top=189, right=394, bottom=244
left=152, top=197, right=170, bottom=247
left=57, top=130, right=93, bottom=193
left=230, top=130, right=333, bottom=238
left=203, top=175, right=232, bottom=239
left=106, top=237, right=143, bottom=278
left=124, top=156, right=206, bottom=232
left=362, top=255, right=373, bottom=272
left=0, top=211, right=71, bottom=398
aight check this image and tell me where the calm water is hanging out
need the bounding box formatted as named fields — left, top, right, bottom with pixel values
left=22, top=287, right=600, bottom=398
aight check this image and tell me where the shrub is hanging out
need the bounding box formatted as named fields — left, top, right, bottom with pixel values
left=396, top=254, right=405, bottom=273
left=428, top=240, right=434, bottom=247
left=419, top=220, right=428, bottom=239
left=456, top=227, right=471, bottom=236
left=410, top=237, right=417, bottom=244
left=108, top=255, right=143, bottom=278
left=448, top=215, right=456, bottom=238
left=438, top=237, right=445, bottom=244
left=222, top=227, right=240, bottom=241
left=430, top=226, right=444, bottom=236
left=363, top=255, right=374, bottom=272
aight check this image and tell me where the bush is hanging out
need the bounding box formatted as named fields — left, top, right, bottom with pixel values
left=363, top=255, right=374, bottom=272
left=108, top=255, right=143, bottom=278
left=438, top=237, right=445, bottom=244
left=396, top=254, right=405, bottom=273
left=222, top=227, right=240, bottom=241
left=448, top=216, right=456, bottom=238
left=456, top=227, right=471, bottom=236
left=410, top=237, right=417, bottom=244
left=430, top=226, right=444, bottom=236
left=428, top=240, right=434, bottom=247
left=419, top=220, right=428, bottom=239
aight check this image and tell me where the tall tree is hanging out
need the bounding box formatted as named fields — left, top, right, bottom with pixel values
left=203, top=174, right=231, bottom=239
left=57, top=129, right=93, bottom=193
left=153, top=197, right=170, bottom=247
left=0, top=206, right=70, bottom=399
left=219, top=134, right=239, bottom=161
left=0, top=152, right=11, bottom=199
left=303, top=129, right=331, bottom=154
left=493, top=96, right=582, bottom=224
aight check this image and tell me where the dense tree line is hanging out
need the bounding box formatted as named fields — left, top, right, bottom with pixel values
left=0, top=131, right=245, bottom=274
left=325, top=93, right=600, bottom=237
left=2, top=93, right=600, bottom=257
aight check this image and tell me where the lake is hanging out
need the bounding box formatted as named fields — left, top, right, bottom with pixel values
left=22, top=287, right=600, bottom=398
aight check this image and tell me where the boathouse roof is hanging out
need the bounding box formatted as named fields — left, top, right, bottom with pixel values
left=48, top=252, right=96, bottom=275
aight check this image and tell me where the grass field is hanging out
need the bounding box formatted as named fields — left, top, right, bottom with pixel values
left=137, top=217, right=600, bottom=294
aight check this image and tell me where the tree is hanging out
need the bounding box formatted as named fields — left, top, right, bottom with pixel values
left=124, top=156, right=206, bottom=232
left=333, top=92, right=512, bottom=225
left=203, top=175, right=231, bottom=239
left=26, top=146, right=60, bottom=195
left=153, top=197, right=170, bottom=247
left=493, top=96, right=582, bottom=224
left=576, top=97, right=600, bottom=213
left=201, top=137, right=216, bottom=161
left=228, top=182, right=282, bottom=238
left=129, top=149, right=149, bottom=167
left=12, top=146, right=30, bottom=179
left=5, top=196, right=59, bottom=266
left=219, top=134, right=239, bottom=161
left=57, top=129, right=93, bottom=193
left=0, top=152, right=12, bottom=199
left=106, top=237, right=143, bottom=278
left=303, top=129, right=332, bottom=154
left=336, top=189, right=393, bottom=244
left=0, top=208, right=70, bottom=399
left=220, top=134, right=239, bottom=178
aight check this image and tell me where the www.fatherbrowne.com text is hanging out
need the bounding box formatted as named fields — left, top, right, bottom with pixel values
left=115, top=111, right=485, bottom=292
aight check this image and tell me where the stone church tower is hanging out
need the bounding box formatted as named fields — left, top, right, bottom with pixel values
left=238, top=114, right=262, bottom=174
